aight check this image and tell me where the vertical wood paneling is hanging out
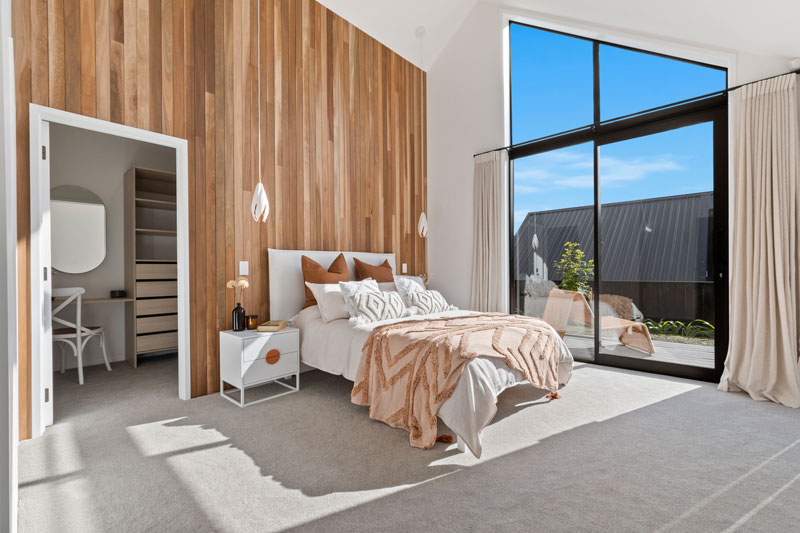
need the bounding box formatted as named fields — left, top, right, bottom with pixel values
left=95, top=0, right=111, bottom=121
left=13, top=0, right=32, bottom=442
left=160, top=0, right=173, bottom=134
left=30, top=0, right=48, bottom=104
left=135, top=0, right=149, bottom=129
left=122, top=0, right=136, bottom=125
left=47, top=0, right=65, bottom=108
left=79, top=0, right=96, bottom=115
left=64, top=0, right=81, bottom=113
left=13, top=0, right=427, bottom=439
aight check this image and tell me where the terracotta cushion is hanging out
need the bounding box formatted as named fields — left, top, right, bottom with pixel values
left=301, top=253, right=350, bottom=309
left=353, top=257, right=394, bottom=282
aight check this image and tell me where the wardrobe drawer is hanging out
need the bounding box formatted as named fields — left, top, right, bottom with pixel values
left=137, top=281, right=178, bottom=298
left=136, top=263, right=177, bottom=280
left=136, top=315, right=178, bottom=334
left=137, top=331, right=178, bottom=354
left=136, top=298, right=177, bottom=316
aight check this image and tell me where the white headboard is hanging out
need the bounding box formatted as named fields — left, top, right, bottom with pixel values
left=268, top=249, right=397, bottom=320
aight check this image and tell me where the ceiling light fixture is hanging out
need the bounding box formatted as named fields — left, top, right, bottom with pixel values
left=416, top=25, right=428, bottom=239
left=251, top=0, right=269, bottom=223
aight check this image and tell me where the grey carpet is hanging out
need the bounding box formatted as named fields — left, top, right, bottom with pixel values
left=17, top=355, right=800, bottom=532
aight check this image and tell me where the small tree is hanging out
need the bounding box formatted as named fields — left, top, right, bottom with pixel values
left=554, top=241, right=594, bottom=293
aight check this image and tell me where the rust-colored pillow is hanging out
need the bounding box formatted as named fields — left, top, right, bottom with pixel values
left=353, top=257, right=394, bottom=282
left=301, top=254, right=350, bottom=309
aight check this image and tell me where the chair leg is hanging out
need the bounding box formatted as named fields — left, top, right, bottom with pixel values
left=60, top=343, right=66, bottom=374
left=76, top=339, right=84, bottom=385
left=99, top=333, right=112, bottom=372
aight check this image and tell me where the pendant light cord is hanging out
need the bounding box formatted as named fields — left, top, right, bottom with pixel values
left=257, top=0, right=262, bottom=185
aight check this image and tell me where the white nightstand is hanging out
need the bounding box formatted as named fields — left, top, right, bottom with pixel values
left=219, top=327, right=300, bottom=407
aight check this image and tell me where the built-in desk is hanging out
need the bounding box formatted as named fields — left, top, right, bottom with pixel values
left=52, top=297, right=134, bottom=304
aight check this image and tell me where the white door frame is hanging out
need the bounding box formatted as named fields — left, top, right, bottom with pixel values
left=28, top=104, right=191, bottom=438
left=2, top=0, right=18, bottom=528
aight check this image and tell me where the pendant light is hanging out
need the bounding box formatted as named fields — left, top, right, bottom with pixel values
left=416, top=25, right=428, bottom=239
left=251, top=0, right=269, bottom=222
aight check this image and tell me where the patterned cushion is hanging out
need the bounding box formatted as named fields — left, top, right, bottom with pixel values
left=378, top=281, right=399, bottom=293
left=350, top=291, right=408, bottom=324
left=404, top=290, right=456, bottom=315
left=339, top=279, right=380, bottom=317
left=394, top=275, right=426, bottom=297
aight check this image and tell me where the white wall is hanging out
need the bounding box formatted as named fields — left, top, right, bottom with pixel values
left=1, top=0, right=16, bottom=527
left=426, top=0, right=794, bottom=308
left=427, top=2, right=505, bottom=308
left=49, top=124, right=175, bottom=369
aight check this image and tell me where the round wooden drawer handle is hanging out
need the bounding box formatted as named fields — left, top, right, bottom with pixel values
left=265, top=349, right=281, bottom=365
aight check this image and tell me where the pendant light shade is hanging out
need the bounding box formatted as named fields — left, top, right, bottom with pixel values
left=418, top=212, right=428, bottom=238
left=251, top=182, right=269, bottom=222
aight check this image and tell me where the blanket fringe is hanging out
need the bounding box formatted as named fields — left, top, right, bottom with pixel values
left=545, top=392, right=561, bottom=400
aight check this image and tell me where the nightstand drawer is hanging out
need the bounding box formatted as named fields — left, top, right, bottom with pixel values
left=243, top=351, right=298, bottom=386
left=241, top=333, right=298, bottom=362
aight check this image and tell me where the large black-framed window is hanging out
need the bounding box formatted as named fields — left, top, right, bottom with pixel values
left=509, top=21, right=728, bottom=382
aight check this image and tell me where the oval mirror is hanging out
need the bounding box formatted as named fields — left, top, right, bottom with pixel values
left=50, top=186, right=107, bottom=274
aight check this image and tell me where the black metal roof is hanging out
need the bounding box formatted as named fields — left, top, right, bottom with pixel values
left=514, top=192, right=714, bottom=282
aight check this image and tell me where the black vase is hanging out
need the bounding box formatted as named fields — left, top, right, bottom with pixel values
left=232, top=302, right=246, bottom=331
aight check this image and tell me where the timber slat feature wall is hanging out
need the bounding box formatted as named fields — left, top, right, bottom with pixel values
left=13, top=0, right=427, bottom=439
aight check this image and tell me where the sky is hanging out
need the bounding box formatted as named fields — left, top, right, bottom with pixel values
left=510, top=24, right=726, bottom=231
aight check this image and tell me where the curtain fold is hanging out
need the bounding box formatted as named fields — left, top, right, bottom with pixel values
left=719, top=73, right=800, bottom=408
left=470, top=151, right=508, bottom=312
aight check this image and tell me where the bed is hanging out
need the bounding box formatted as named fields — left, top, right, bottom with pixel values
left=268, top=249, right=574, bottom=457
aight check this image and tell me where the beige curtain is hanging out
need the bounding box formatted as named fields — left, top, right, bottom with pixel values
left=719, top=74, right=800, bottom=408
left=471, top=151, right=508, bottom=312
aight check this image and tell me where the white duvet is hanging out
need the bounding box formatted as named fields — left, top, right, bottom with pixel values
left=293, top=307, right=574, bottom=457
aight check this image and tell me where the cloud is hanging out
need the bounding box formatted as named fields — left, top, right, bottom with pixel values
left=514, top=148, right=684, bottom=192
left=554, top=174, right=593, bottom=188
left=599, top=154, right=683, bottom=184
left=514, top=209, right=530, bottom=220
left=514, top=185, right=541, bottom=194
left=514, top=168, right=552, bottom=181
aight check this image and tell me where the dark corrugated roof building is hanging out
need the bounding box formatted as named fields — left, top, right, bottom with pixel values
left=514, top=192, right=714, bottom=283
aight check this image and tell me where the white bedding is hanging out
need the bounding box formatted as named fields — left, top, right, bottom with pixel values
left=293, top=306, right=574, bottom=457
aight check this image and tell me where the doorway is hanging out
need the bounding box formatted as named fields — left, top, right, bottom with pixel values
left=28, top=105, right=191, bottom=438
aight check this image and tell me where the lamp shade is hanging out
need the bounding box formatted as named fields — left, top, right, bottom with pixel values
left=417, top=212, right=428, bottom=238
left=251, top=182, right=269, bottom=222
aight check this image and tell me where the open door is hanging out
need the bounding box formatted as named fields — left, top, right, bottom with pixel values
left=30, top=117, right=53, bottom=434
left=28, top=104, right=192, bottom=440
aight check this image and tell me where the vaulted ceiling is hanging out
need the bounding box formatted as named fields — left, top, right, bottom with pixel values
left=317, top=0, right=800, bottom=71
left=315, top=0, right=477, bottom=71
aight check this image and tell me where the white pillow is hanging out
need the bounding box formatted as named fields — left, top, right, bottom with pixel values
left=378, top=281, right=399, bottom=293
left=404, top=290, right=456, bottom=315
left=339, top=278, right=380, bottom=317
left=303, top=282, right=349, bottom=323
left=350, top=291, right=409, bottom=325
left=393, top=275, right=426, bottom=297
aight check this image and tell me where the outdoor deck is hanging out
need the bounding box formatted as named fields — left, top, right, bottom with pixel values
left=564, top=334, right=715, bottom=369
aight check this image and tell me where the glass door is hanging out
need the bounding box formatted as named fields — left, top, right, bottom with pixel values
left=594, top=110, right=728, bottom=380
left=511, top=143, right=596, bottom=362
